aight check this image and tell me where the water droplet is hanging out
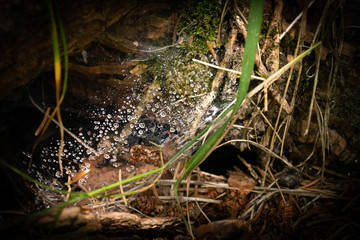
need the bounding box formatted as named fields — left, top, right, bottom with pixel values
left=79, top=178, right=87, bottom=184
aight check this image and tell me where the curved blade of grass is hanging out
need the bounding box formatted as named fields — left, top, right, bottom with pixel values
left=30, top=0, right=69, bottom=176
left=53, top=0, right=68, bottom=102
left=174, top=0, right=265, bottom=234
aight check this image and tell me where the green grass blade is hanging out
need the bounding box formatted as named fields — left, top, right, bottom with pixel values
left=234, top=0, right=264, bottom=108
left=174, top=0, right=265, bottom=234
left=53, top=0, right=68, bottom=102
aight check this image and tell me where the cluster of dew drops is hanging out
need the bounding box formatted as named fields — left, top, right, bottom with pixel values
left=30, top=51, right=226, bottom=186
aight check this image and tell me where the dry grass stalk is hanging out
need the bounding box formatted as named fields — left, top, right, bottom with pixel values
left=188, top=28, right=238, bottom=136
left=262, top=1, right=312, bottom=188
left=30, top=94, right=99, bottom=156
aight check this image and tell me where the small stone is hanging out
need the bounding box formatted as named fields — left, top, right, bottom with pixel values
left=278, top=167, right=302, bottom=188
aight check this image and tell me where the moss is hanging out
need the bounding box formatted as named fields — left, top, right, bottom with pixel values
left=280, top=33, right=296, bottom=49
left=142, top=47, right=215, bottom=101
left=139, top=1, right=230, bottom=104
left=268, top=26, right=279, bottom=38
left=179, top=0, right=222, bottom=52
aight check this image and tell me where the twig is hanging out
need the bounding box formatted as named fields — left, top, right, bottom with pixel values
left=119, top=169, right=128, bottom=206
left=263, top=86, right=268, bottom=112
left=309, top=165, right=351, bottom=179
left=314, top=101, right=326, bottom=178
left=193, top=170, right=226, bottom=180
left=119, top=81, right=159, bottom=142
left=158, top=179, right=342, bottom=200
left=297, top=133, right=319, bottom=167
left=206, top=40, right=219, bottom=64
left=196, top=199, right=212, bottom=223
left=279, top=0, right=315, bottom=40
left=188, top=28, right=238, bottom=136
left=237, top=155, right=260, bottom=182
left=159, top=196, right=221, bottom=204
left=260, top=0, right=282, bottom=74
left=234, top=14, right=268, bottom=76
left=218, top=139, right=293, bottom=167
left=158, top=179, right=229, bottom=188
left=252, top=186, right=341, bottom=199
left=35, top=107, right=51, bottom=136
left=304, top=46, right=322, bottom=136
left=217, top=0, right=229, bottom=44
left=186, top=175, right=194, bottom=238
left=268, top=85, right=292, bottom=114
left=242, top=191, right=277, bottom=219
left=65, top=175, right=71, bottom=202
left=172, top=14, right=181, bottom=43
left=193, top=60, right=292, bottom=117
left=234, top=1, right=248, bottom=24
left=192, top=59, right=265, bottom=81
left=250, top=99, right=282, bottom=142
left=300, top=187, right=339, bottom=197
left=300, top=178, right=322, bottom=189
left=29, top=94, right=99, bottom=156
left=234, top=14, right=248, bottom=39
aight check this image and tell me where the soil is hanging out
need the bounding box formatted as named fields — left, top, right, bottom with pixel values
left=0, top=0, right=360, bottom=239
